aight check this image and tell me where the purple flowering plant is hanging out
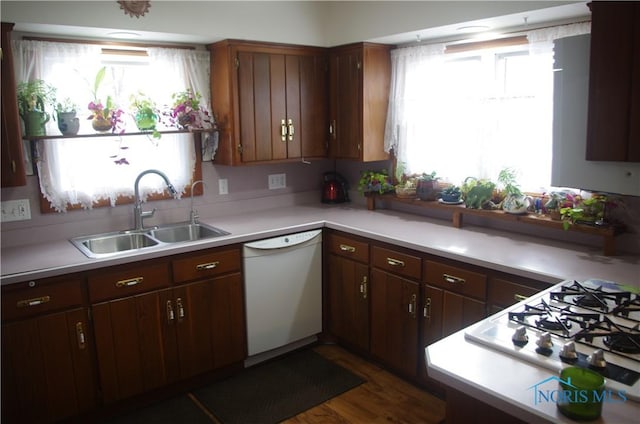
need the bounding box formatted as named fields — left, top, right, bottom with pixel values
left=166, top=89, right=213, bottom=130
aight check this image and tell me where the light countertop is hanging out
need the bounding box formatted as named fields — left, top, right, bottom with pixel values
left=2, top=203, right=639, bottom=285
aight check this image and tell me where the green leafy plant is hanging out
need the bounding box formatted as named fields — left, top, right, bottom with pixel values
left=130, top=91, right=160, bottom=137
left=462, top=177, right=496, bottom=209
left=357, top=170, right=394, bottom=194
left=497, top=167, right=522, bottom=198
left=54, top=97, right=78, bottom=114
left=560, top=194, right=607, bottom=230
left=16, top=79, right=57, bottom=117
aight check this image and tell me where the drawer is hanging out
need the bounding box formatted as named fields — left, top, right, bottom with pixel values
left=87, top=262, right=170, bottom=303
left=488, top=278, right=540, bottom=308
left=173, top=248, right=241, bottom=283
left=2, top=278, right=84, bottom=321
left=425, top=260, right=487, bottom=300
left=327, top=233, right=369, bottom=263
left=371, top=246, right=421, bottom=280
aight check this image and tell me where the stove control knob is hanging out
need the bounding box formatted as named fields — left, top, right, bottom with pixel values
left=536, top=332, right=553, bottom=350
left=512, top=326, right=528, bottom=346
left=559, top=341, right=578, bottom=360
left=587, top=349, right=606, bottom=368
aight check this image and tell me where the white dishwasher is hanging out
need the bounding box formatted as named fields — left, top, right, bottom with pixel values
left=243, top=229, right=322, bottom=366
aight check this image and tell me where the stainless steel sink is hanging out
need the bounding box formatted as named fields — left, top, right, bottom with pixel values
left=148, top=223, right=230, bottom=243
left=71, top=222, right=230, bottom=258
left=72, top=232, right=159, bottom=258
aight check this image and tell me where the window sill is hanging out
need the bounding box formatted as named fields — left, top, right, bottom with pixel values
left=24, top=128, right=216, bottom=141
left=366, top=194, right=624, bottom=256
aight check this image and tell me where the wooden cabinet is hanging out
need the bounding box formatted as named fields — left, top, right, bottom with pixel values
left=487, top=276, right=541, bottom=315
left=1, top=22, right=27, bottom=187
left=210, top=40, right=328, bottom=165
left=329, top=42, right=390, bottom=161
left=586, top=1, right=640, bottom=162
left=89, top=247, right=245, bottom=404
left=326, top=232, right=370, bottom=352
left=1, top=276, right=97, bottom=423
left=370, top=245, right=421, bottom=379
left=424, top=260, right=487, bottom=339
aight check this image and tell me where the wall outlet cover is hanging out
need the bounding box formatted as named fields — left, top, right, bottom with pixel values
left=1, top=199, right=32, bottom=222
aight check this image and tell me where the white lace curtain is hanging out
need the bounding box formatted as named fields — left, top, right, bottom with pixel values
left=383, top=22, right=590, bottom=191
left=13, top=40, right=211, bottom=211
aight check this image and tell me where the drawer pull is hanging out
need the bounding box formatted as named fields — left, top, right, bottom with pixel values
left=443, top=273, right=465, bottom=285
left=514, top=294, right=528, bottom=302
left=386, top=257, right=405, bottom=267
left=115, top=277, right=143, bottom=288
left=339, top=244, right=356, bottom=253
left=408, top=293, right=417, bottom=318
left=360, top=276, right=368, bottom=299
left=196, top=261, right=219, bottom=271
left=76, top=322, right=86, bottom=350
left=17, top=296, right=51, bottom=308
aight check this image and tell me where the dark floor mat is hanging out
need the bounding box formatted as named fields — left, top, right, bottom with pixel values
left=192, top=349, right=365, bottom=424
left=105, top=394, right=212, bottom=424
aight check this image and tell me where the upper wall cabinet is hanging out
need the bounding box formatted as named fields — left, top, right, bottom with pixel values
left=329, top=42, right=390, bottom=162
left=586, top=1, right=640, bottom=162
left=210, top=40, right=328, bottom=165
left=1, top=22, right=27, bottom=187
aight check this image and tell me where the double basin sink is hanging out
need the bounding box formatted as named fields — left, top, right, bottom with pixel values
left=71, top=222, right=230, bottom=259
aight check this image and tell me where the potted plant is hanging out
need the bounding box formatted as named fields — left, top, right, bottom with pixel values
left=560, top=193, right=608, bottom=230
left=416, top=171, right=439, bottom=201
left=497, top=168, right=531, bottom=214
left=16, top=79, right=57, bottom=137
left=54, top=97, right=80, bottom=136
left=168, top=88, right=213, bottom=130
left=357, top=170, right=394, bottom=194
left=461, top=176, right=496, bottom=209
left=439, top=185, right=462, bottom=203
left=86, top=67, right=124, bottom=134
left=130, top=91, right=160, bottom=135
left=395, top=173, right=419, bottom=199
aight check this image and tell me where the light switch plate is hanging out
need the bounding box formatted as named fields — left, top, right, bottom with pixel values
left=1, top=199, right=32, bottom=222
left=268, top=173, right=286, bottom=190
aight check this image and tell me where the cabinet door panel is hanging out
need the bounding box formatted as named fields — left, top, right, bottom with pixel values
left=238, top=51, right=257, bottom=162
left=285, top=54, right=302, bottom=158
left=328, top=254, right=369, bottom=351
left=335, top=50, right=361, bottom=159
left=442, top=291, right=486, bottom=338
left=300, top=54, right=328, bottom=158
left=92, top=289, right=177, bottom=403
left=211, top=272, right=246, bottom=368
left=420, top=284, right=444, bottom=383
left=370, top=269, right=419, bottom=378
left=270, top=53, right=288, bottom=160
left=1, top=308, right=96, bottom=423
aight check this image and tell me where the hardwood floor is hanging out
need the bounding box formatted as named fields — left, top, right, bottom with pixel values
left=285, top=344, right=446, bottom=424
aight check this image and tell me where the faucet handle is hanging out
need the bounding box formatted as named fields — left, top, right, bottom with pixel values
left=141, top=208, right=156, bottom=219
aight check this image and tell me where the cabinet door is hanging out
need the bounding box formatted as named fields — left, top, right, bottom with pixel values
left=1, top=23, right=26, bottom=187
left=300, top=54, right=328, bottom=158
left=420, top=284, right=444, bottom=384
left=327, top=254, right=369, bottom=352
left=92, top=288, right=178, bottom=403
left=370, top=268, right=419, bottom=379
left=174, top=273, right=245, bottom=377
left=441, top=291, right=486, bottom=338
left=586, top=1, right=640, bottom=162
left=330, top=48, right=361, bottom=159
left=1, top=308, right=97, bottom=423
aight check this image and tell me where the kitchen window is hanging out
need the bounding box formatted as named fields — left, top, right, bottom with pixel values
left=13, top=39, right=211, bottom=212
left=384, top=22, right=590, bottom=192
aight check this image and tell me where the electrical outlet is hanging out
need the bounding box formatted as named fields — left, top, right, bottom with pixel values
left=1, top=199, right=32, bottom=222
left=218, top=178, right=229, bottom=195
left=268, top=173, right=286, bottom=190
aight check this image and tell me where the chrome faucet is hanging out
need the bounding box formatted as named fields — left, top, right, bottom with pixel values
left=133, top=169, right=178, bottom=231
left=189, top=180, right=206, bottom=224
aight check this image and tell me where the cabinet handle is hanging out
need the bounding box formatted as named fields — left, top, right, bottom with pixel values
left=339, top=244, right=356, bottom=253
left=287, top=118, right=294, bottom=141
left=514, top=294, right=528, bottom=302
left=409, top=293, right=417, bottom=318
left=166, top=300, right=175, bottom=324
left=424, top=297, right=432, bottom=320
left=115, top=277, right=143, bottom=288
left=386, top=257, right=405, bottom=267
left=281, top=119, right=287, bottom=142
left=11, top=160, right=17, bottom=173
left=360, top=276, right=368, bottom=299
left=196, top=261, right=219, bottom=271
left=16, top=295, right=51, bottom=308
left=176, top=297, right=185, bottom=322
left=443, top=273, right=465, bottom=285
left=330, top=120, right=336, bottom=139
left=76, top=322, right=86, bottom=350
